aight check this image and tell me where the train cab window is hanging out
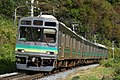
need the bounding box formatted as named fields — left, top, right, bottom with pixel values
left=43, top=29, right=56, bottom=43
left=19, top=27, right=42, bottom=41
left=33, top=20, right=43, bottom=26
left=45, top=22, right=56, bottom=26
left=21, top=20, right=31, bottom=25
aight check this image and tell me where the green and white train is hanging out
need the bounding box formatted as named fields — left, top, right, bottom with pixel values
left=15, top=15, right=108, bottom=71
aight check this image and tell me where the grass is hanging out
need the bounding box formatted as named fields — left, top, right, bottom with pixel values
left=61, top=66, right=114, bottom=80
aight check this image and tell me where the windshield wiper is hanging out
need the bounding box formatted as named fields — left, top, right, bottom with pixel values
left=43, top=34, right=55, bottom=47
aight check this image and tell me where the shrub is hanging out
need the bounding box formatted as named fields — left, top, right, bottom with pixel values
left=72, top=76, right=80, bottom=80
left=100, top=59, right=114, bottom=68
left=0, top=15, right=17, bottom=74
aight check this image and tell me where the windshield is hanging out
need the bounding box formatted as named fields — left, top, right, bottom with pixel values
left=19, top=26, right=56, bottom=43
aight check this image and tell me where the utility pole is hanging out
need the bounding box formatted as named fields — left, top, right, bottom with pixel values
left=72, top=24, right=75, bottom=32
left=94, top=35, right=96, bottom=43
left=14, top=8, right=17, bottom=23
left=31, top=0, right=34, bottom=17
left=112, top=41, right=115, bottom=59
left=53, top=6, right=55, bottom=15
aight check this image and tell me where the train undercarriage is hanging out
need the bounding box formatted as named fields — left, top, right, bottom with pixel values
left=16, top=54, right=101, bottom=72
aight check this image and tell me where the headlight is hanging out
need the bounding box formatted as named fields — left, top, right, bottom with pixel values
left=46, top=51, right=54, bottom=55
left=46, top=51, right=50, bottom=54
left=17, top=49, right=25, bottom=52
left=32, top=57, right=36, bottom=62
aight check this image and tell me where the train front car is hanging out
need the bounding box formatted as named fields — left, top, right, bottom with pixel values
left=15, top=15, right=59, bottom=71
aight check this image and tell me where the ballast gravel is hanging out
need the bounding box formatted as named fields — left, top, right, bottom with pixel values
left=38, top=64, right=99, bottom=80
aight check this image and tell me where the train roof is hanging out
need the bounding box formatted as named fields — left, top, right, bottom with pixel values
left=20, top=15, right=57, bottom=21
left=38, top=15, right=57, bottom=20
left=94, top=43, right=107, bottom=49
left=59, top=22, right=107, bottom=49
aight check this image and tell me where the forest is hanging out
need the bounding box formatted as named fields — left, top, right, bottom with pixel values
left=0, top=0, right=120, bottom=46
left=0, top=0, right=120, bottom=78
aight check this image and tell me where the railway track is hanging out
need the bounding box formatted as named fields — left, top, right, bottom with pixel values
left=0, top=64, right=99, bottom=80
left=0, top=72, right=27, bottom=80
left=0, top=71, right=45, bottom=80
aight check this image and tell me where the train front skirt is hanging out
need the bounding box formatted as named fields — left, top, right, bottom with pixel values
left=16, top=64, right=54, bottom=71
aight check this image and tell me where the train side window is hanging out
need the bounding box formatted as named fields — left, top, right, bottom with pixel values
left=105, top=50, right=106, bottom=54
left=87, top=44, right=89, bottom=52
left=76, top=41, right=79, bottom=52
left=90, top=45, right=95, bottom=53
left=59, top=31, right=62, bottom=45
left=85, top=44, right=87, bottom=52
left=103, top=49, right=105, bottom=54
left=44, top=29, right=56, bottom=43
left=100, top=49, right=101, bottom=53
left=92, top=46, right=94, bottom=53
left=78, top=41, right=81, bottom=51
left=73, top=38, right=76, bottom=49
left=95, top=46, right=97, bottom=53
left=69, top=38, right=73, bottom=50
left=90, top=45, right=92, bottom=52
left=99, top=48, right=100, bottom=53
left=102, top=49, right=104, bottom=54
left=106, top=50, right=108, bottom=54
left=88, top=45, right=89, bottom=52
left=94, top=47, right=95, bottom=53
left=95, top=47, right=97, bottom=53
left=81, top=42, right=84, bottom=52
left=62, top=33, right=65, bottom=46
left=104, top=49, right=106, bottom=54
left=66, top=35, right=70, bottom=47
left=83, top=44, right=85, bottom=52
left=98, top=48, right=99, bottom=53
left=84, top=44, right=86, bottom=52
left=86, top=45, right=88, bottom=52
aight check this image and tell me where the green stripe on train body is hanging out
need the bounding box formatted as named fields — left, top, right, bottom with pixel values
left=15, top=43, right=58, bottom=54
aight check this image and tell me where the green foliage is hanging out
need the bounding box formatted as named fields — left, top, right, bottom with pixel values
left=100, top=55, right=120, bottom=79
left=72, top=76, right=80, bottom=80
left=0, top=15, right=17, bottom=74
left=106, top=0, right=120, bottom=4
left=85, top=76, right=98, bottom=80
left=100, top=59, right=112, bottom=67
left=0, top=0, right=120, bottom=46
left=0, top=0, right=15, bottom=18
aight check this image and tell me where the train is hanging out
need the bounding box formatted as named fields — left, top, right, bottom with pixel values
left=15, top=14, right=108, bottom=71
